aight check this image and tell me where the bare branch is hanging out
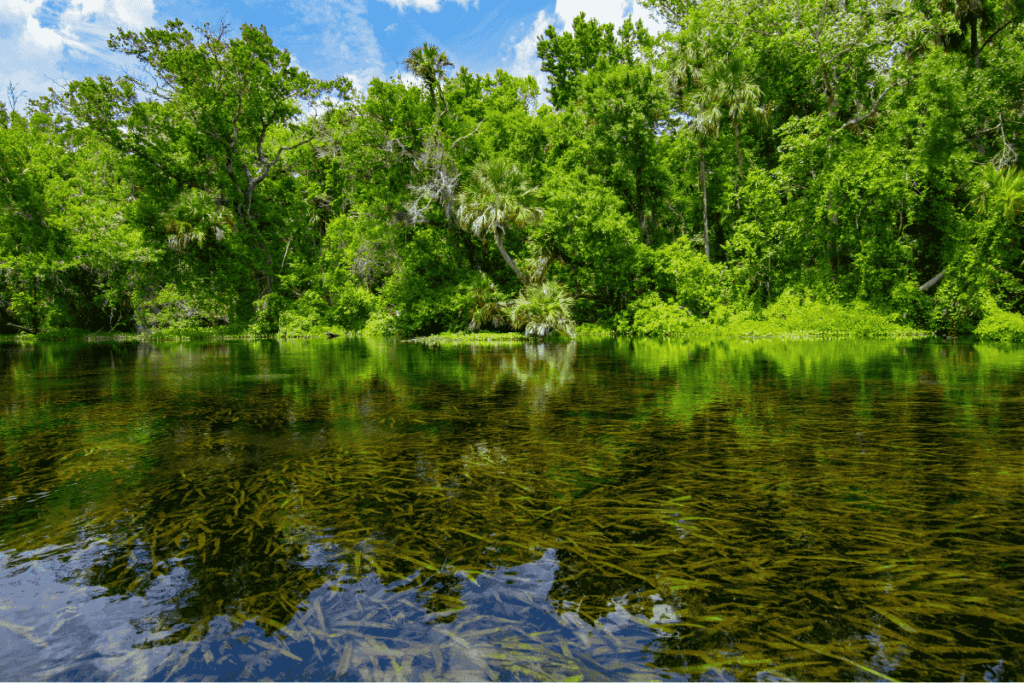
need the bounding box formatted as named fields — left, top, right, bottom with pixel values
left=451, top=119, right=485, bottom=148
left=919, top=269, right=946, bottom=293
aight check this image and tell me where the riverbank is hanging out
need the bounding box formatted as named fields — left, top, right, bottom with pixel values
left=0, top=297, right=979, bottom=345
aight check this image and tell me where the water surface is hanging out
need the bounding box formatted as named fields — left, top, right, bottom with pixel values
left=1, top=338, right=1022, bottom=681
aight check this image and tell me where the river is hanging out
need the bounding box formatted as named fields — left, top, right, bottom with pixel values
left=0, top=337, right=1021, bottom=681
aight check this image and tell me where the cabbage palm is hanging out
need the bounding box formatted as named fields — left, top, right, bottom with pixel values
left=688, top=89, right=722, bottom=263
left=975, top=164, right=1024, bottom=222
left=401, top=43, right=454, bottom=115
left=456, top=158, right=543, bottom=286
left=707, top=55, right=767, bottom=178
left=673, top=35, right=722, bottom=262
left=466, top=280, right=509, bottom=331
left=163, top=188, right=233, bottom=253
left=508, top=281, right=576, bottom=339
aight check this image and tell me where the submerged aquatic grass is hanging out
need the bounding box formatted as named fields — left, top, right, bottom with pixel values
left=0, top=338, right=1022, bottom=681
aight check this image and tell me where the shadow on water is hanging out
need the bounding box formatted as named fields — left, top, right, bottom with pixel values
left=0, top=337, right=1022, bottom=681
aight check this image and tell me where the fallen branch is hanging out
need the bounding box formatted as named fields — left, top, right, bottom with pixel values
left=919, top=268, right=946, bottom=293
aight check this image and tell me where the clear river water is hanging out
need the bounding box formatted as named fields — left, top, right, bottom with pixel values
left=0, top=337, right=1021, bottom=681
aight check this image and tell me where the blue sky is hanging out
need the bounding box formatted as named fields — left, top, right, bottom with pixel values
left=0, top=0, right=665, bottom=109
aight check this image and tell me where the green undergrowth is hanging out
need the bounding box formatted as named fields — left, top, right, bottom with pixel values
left=711, top=295, right=930, bottom=339
left=621, top=289, right=930, bottom=340
left=974, top=298, right=1024, bottom=343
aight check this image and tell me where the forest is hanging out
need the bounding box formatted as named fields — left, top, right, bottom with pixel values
left=2, top=0, right=1024, bottom=341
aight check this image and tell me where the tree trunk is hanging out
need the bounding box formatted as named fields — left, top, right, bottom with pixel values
left=635, top=165, right=648, bottom=245
left=733, top=118, right=743, bottom=175
left=733, top=118, right=743, bottom=210
left=494, top=231, right=528, bottom=285
left=428, top=83, right=438, bottom=114
left=920, top=269, right=946, bottom=293
left=970, top=13, right=979, bottom=68
left=531, top=253, right=555, bottom=285
left=700, top=152, right=710, bottom=262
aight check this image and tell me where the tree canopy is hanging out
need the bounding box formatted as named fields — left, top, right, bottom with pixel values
left=3, top=4, right=1024, bottom=340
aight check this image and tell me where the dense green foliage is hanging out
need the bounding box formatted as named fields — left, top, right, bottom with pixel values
left=3, top=1, right=1024, bottom=339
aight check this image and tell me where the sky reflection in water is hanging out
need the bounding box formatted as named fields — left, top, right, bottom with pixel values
left=0, top=337, right=1021, bottom=681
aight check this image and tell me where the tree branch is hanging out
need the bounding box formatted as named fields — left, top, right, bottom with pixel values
left=841, top=78, right=899, bottom=130
left=919, top=268, right=946, bottom=293
left=978, top=17, right=1016, bottom=54
left=451, top=119, right=485, bottom=148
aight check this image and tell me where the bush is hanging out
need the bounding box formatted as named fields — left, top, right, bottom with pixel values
left=508, top=281, right=576, bottom=338
left=654, top=238, right=731, bottom=317
left=140, top=283, right=232, bottom=332
left=362, top=309, right=400, bottom=337
left=975, top=301, right=1024, bottom=342
left=623, top=292, right=695, bottom=337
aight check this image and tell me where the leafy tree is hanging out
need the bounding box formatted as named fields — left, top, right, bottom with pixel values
left=540, top=15, right=671, bottom=244
left=537, top=13, right=621, bottom=111
left=50, top=19, right=350, bottom=309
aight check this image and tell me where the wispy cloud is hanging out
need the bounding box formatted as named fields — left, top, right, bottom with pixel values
left=288, top=0, right=387, bottom=93
left=509, top=9, right=551, bottom=88
left=0, top=0, right=156, bottom=104
left=375, top=0, right=477, bottom=13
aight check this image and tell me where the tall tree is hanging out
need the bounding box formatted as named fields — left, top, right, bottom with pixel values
left=51, top=19, right=351, bottom=299
left=670, top=34, right=722, bottom=261
left=706, top=54, right=767, bottom=179
left=537, top=13, right=620, bottom=110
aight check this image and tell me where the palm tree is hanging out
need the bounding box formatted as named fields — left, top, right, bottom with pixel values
left=163, top=188, right=233, bottom=252
left=401, top=43, right=454, bottom=115
left=708, top=55, right=767, bottom=179
left=456, top=158, right=543, bottom=286
left=688, top=88, right=722, bottom=263
left=508, top=281, right=576, bottom=339
left=465, top=279, right=509, bottom=332
left=975, top=164, right=1024, bottom=222
left=672, top=35, right=722, bottom=262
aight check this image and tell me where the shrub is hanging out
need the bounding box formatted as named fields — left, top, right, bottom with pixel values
left=362, top=309, right=400, bottom=337
left=975, top=300, right=1024, bottom=342
left=508, top=281, right=576, bottom=338
left=654, top=239, right=730, bottom=317
left=624, top=292, right=695, bottom=337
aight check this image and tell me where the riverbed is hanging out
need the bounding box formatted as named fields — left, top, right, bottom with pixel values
left=1, top=337, right=1021, bottom=681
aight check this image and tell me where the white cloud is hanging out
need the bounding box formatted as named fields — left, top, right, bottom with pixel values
left=0, top=0, right=155, bottom=106
left=289, top=0, right=386, bottom=94
left=554, top=0, right=665, bottom=34
left=509, top=9, right=551, bottom=85
left=555, top=0, right=629, bottom=29
left=384, top=22, right=398, bottom=32
left=629, top=1, right=667, bottom=34
left=374, top=0, right=477, bottom=13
